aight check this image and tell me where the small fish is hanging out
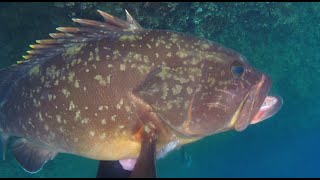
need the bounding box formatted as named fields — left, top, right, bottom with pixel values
left=0, top=9, right=282, bottom=175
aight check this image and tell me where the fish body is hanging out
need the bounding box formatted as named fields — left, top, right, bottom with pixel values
left=0, top=10, right=282, bottom=173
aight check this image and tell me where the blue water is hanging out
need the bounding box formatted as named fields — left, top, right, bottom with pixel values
left=0, top=2, right=319, bottom=177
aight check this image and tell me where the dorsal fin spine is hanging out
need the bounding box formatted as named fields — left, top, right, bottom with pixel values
left=20, top=10, right=143, bottom=65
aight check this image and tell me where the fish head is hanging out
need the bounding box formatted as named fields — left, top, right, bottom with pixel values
left=178, top=44, right=282, bottom=138
left=133, top=33, right=282, bottom=142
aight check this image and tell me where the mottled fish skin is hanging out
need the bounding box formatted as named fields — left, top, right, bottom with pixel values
left=0, top=10, right=272, bottom=167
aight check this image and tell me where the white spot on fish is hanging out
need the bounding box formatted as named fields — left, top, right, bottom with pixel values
left=56, top=115, right=62, bottom=123
left=172, top=85, right=182, bottom=95
left=125, top=105, right=131, bottom=113
left=120, top=64, right=126, bottom=71
left=106, top=75, right=111, bottom=84
left=44, top=124, right=49, bottom=131
left=100, top=133, right=106, bottom=140
left=68, top=72, right=75, bottom=83
left=144, top=125, right=150, bottom=133
left=116, top=98, right=124, bottom=109
left=75, top=80, right=80, bottom=88
left=75, top=110, right=81, bottom=121
left=111, top=115, right=117, bottom=121
left=54, top=80, right=59, bottom=86
left=62, top=89, right=71, bottom=98
left=187, top=87, right=193, bottom=94
left=36, top=112, right=44, bottom=122
left=89, top=52, right=94, bottom=61
left=81, top=118, right=89, bottom=124
left=94, top=75, right=107, bottom=86
left=69, top=101, right=75, bottom=110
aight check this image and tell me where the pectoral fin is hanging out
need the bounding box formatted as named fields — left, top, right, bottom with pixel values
left=12, top=139, right=58, bottom=173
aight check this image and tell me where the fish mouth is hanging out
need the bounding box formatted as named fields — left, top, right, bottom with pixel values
left=234, top=74, right=279, bottom=131
left=251, top=95, right=283, bottom=125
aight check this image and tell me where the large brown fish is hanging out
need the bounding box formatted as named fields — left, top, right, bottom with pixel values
left=0, top=9, right=282, bottom=175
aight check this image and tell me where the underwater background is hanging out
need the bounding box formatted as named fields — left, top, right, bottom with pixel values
left=0, top=2, right=319, bottom=177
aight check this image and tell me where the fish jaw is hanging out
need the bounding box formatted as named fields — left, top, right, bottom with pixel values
left=251, top=95, right=283, bottom=125
left=233, top=74, right=273, bottom=131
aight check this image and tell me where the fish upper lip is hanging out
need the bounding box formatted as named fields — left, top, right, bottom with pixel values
left=249, top=74, right=272, bottom=123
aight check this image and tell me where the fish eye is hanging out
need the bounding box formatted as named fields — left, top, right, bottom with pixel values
left=231, top=62, right=245, bottom=78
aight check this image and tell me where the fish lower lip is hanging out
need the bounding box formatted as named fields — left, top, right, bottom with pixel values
left=251, top=95, right=283, bottom=124
left=260, top=96, right=278, bottom=110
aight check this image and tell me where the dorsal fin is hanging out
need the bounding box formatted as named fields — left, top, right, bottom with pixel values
left=18, top=9, right=143, bottom=64
left=125, top=9, right=143, bottom=30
